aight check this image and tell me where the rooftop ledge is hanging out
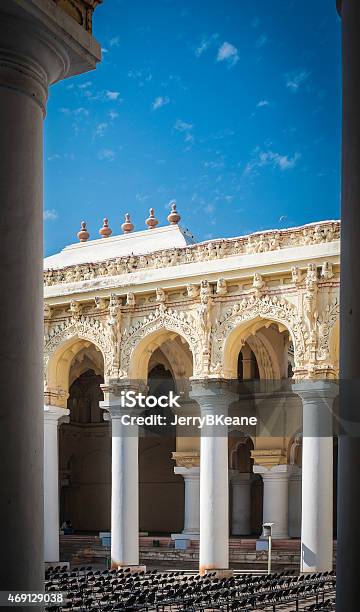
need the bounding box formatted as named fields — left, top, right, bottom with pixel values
left=44, top=224, right=195, bottom=270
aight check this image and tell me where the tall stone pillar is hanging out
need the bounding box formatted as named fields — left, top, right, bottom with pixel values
left=174, top=466, right=200, bottom=538
left=44, top=404, right=69, bottom=563
left=293, top=381, right=337, bottom=572
left=229, top=472, right=252, bottom=536
left=0, top=1, right=101, bottom=591
left=288, top=467, right=302, bottom=539
left=253, top=460, right=292, bottom=539
left=101, top=384, right=143, bottom=569
left=190, top=381, right=237, bottom=575
left=336, top=1, right=360, bottom=610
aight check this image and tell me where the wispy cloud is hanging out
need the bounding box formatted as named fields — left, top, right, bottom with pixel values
left=109, top=36, right=120, bottom=47
left=255, top=34, right=268, bottom=48
left=128, top=69, right=153, bottom=86
left=78, top=81, right=92, bottom=90
left=174, top=119, right=194, bottom=143
left=244, top=149, right=301, bottom=176
left=94, top=122, right=108, bottom=138
left=108, top=111, right=119, bottom=120
left=105, top=90, right=121, bottom=101
left=60, top=107, right=89, bottom=117
left=217, top=42, right=239, bottom=67
left=152, top=96, right=170, bottom=110
left=257, top=99, right=269, bottom=108
left=98, top=148, right=116, bottom=161
left=195, top=33, right=218, bottom=57
left=286, top=70, right=310, bottom=93
left=44, top=209, right=58, bottom=221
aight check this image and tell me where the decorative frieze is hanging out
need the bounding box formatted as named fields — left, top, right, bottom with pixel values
left=43, top=221, right=340, bottom=287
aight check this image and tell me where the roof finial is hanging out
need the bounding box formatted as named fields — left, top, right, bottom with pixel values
left=99, top=217, right=112, bottom=238
left=145, top=208, right=158, bottom=229
left=167, top=200, right=181, bottom=225
left=121, top=212, right=134, bottom=234
left=77, top=221, right=89, bottom=242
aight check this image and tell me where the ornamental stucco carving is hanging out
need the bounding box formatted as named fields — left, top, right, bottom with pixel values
left=211, top=294, right=308, bottom=375
left=43, top=221, right=340, bottom=287
left=120, top=306, right=203, bottom=377
left=316, top=298, right=340, bottom=362
left=44, top=315, right=114, bottom=378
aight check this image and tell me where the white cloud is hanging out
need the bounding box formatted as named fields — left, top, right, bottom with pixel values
left=97, top=148, right=116, bottom=161
left=78, top=81, right=92, bottom=89
left=244, top=149, right=301, bottom=176
left=109, top=36, right=120, bottom=47
left=286, top=70, right=310, bottom=93
left=257, top=100, right=269, bottom=108
left=152, top=96, right=170, bottom=110
left=195, top=34, right=218, bottom=57
left=136, top=193, right=150, bottom=202
left=44, top=209, right=58, bottom=221
left=203, top=159, right=225, bottom=170
left=108, top=111, right=119, bottom=120
left=94, top=122, right=108, bottom=137
left=127, top=69, right=153, bottom=86
left=174, top=119, right=194, bottom=145
left=217, top=42, right=239, bottom=67
left=105, top=91, right=121, bottom=101
left=174, top=119, right=193, bottom=132
left=60, top=107, right=89, bottom=116
left=255, top=34, right=268, bottom=48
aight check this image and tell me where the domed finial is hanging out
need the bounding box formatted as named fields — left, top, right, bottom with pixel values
left=99, top=217, right=112, bottom=238
left=121, top=213, right=134, bottom=234
left=167, top=200, right=181, bottom=225
left=145, top=208, right=158, bottom=230
left=77, top=221, right=89, bottom=242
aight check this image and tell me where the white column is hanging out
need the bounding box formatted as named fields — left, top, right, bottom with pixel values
left=174, top=467, right=200, bottom=537
left=0, top=3, right=101, bottom=592
left=190, top=381, right=237, bottom=574
left=44, top=405, right=69, bottom=563
left=229, top=472, right=252, bottom=536
left=288, top=467, right=302, bottom=538
left=254, top=465, right=292, bottom=539
left=293, top=381, right=337, bottom=572
left=101, top=392, right=141, bottom=569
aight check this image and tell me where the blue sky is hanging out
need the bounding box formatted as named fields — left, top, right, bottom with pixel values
left=44, top=0, right=341, bottom=257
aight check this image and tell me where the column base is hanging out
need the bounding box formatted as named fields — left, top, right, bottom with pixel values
left=171, top=532, right=200, bottom=541
left=112, top=564, right=146, bottom=573
left=202, top=568, right=234, bottom=578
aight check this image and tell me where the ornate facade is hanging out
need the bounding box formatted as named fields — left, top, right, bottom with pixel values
left=43, top=215, right=340, bottom=574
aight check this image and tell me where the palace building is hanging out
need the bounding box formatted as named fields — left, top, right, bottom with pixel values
left=43, top=207, right=340, bottom=574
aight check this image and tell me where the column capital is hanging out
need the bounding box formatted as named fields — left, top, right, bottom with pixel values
left=251, top=448, right=287, bottom=469
left=100, top=380, right=148, bottom=418
left=190, top=378, right=238, bottom=412
left=44, top=386, right=69, bottom=408
left=0, top=1, right=101, bottom=115
left=292, top=379, right=339, bottom=402
left=44, top=404, right=69, bottom=423
left=253, top=463, right=294, bottom=479
left=172, top=451, right=200, bottom=468
left=174, top=466, right=200, bottom=479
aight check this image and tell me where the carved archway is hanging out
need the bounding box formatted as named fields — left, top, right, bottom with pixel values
left=212, top=295, right=308, bottom=378
left=120, top=307, right=202, bottom=379
left=44, top=316, right=110, bottom=392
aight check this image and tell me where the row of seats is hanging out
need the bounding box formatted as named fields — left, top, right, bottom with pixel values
left=44, top=565, right=336, bottom=611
